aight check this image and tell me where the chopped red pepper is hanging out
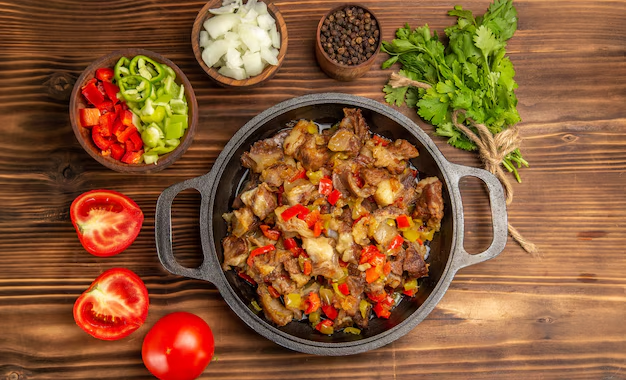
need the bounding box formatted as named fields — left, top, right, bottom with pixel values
left=81, top=81, right=105, bottom=107
left=267, top=285, right=281, bottom=298
left=372, top=134, right=390, bottom=147
left=109, top=143, right=125, bottom=161
left=365, top=267, right=380, bottom=284
left=283, top=237, right=298, bottom=251
left=116, top=124, right=138, bottom=143
left=366, top=290, right=387, bottom=303
left=383, top=261, right=392, bottom=276
left=102, top=80, right=120, bottom=104
left=313, top=220, right=323, bottom=237
left=337, top=283, right=350, bottom=296
left=129, top=131, right=144, bottom=151
left=402, top=288, right=416, bottom=297
left=396, top=214, right=411, bottom=229
left=281, top=204, right=309, bottom=221
left=121, top=149, right=143, bottom=164
left=314, top=319, right=334, bottom=333
left=388, top=235, right=404, bottom=251
left=120, top=109, right=135, bottom=128
left=359, top=245, right=381, bottom=265
left=289, top=168, right=307, bottom=183
left=373, top=302, right=391, bottom=319
left=260, top=225, right=281, bottom=240
left=246, top=244, right=276, bottom=267
left=237, top=271, right=257, bottom=286
left=321, top=304, right=338, bottom=320
left=95, top=67, right=115, bottom=82
left=327, top=189, right=342, bottom=206
left=98, top=112, right=115, bottom=136
left=96, top=99, right=115, bottom=114
left=302, top=209, right=320, bottom=227
left=304, top=292, right=320, bottom=314
left=92, top=128, right=113, bottom=151
left=302, top=259, right=312, bottom=276
left=79, top=108, right=101, bottom=127
left=318, top=177, right=333, bottom=196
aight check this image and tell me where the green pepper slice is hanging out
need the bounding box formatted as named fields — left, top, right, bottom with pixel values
left=114, top=56, right=131, bottom=83
left=118, top=75, right=152, bottom=103
left=129, top=55, right=165, bottom=83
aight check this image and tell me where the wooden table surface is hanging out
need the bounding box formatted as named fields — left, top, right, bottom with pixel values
left=1, top=0, right=625, bottom=379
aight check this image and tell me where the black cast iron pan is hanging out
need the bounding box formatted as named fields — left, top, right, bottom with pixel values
left=155, top=93, right=508, bottom=356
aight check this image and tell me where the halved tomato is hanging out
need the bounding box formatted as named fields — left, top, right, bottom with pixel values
left=70, top=189, right=144, bottom=257
left=73, top=267, right=149, bottom=340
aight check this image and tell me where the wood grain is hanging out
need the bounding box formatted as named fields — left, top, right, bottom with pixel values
left=1, top=0, right=625, bottom=379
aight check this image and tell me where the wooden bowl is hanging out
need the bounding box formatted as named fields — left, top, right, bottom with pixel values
left=69, top=48, right=198, bottom=173
left=315, top=4, right=382, bottom=81
left=191, top=0, right=288, bottom=88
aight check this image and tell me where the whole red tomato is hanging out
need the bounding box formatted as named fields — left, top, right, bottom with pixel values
left=142, top=312, right=215, bottom=380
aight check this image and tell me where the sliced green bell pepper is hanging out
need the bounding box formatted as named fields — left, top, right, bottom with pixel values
left=118, top=75, right=152, bottom=103
left=129, top=55, right=165, bottom=83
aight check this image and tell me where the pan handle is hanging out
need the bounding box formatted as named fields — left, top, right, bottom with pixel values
left=447, top=163, right=508, bottom=270
left=154, top=174, right=219, bottom=284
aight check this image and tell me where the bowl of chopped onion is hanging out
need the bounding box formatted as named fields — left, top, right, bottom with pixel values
left=192, top=0, right=288, bottom=88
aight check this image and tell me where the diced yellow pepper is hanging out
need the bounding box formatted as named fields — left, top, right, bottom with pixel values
left=404, top=278, right=418, bottom=291
left=359, top=299, right=370, bottom=319
left=343, top=327, right=361, bottom=335
left=285, top=293, right=302, bottom=309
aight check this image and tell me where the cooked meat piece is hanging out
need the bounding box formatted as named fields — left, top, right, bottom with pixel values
left=404, top=245, right=429, bottom=278
left=361, top=167, right=392, bottom=187
left=412, top=177, right=444, bottom=231
left=388, top=249, right=405, bottom=276
left=371, top=205, right=405, bottom=222
left=261, top=163, right=297, bottom=188
left=373, top=178, right=404, bottom=207
left=334, top=310, right=354, bottom=329
left=339, top=295, right=359, bottom=316
left=386, top=139, right=419, bottom=160
left=328, top=128, right=361, bottom=157
left=332, top=170, right=351, bottom=198
left=283, top=120, right=310, bottom=156
left=365, top=281, right=386, bottom=301
left=294, top=134, right=331, bottom=171
left=258, top=284, right=293, bottom=326
left=230, top=207, right=256, bottom=238
left=241, top=138, right=284, bottom=173
left=284, top=178, right=317, bottom=206
left=271, top=275, right=297, bottom=295
left=231, top=175, right=260, bottom=209
left=339, top=108, right=369, bottom=141
left=372, top=145, right=405, bottom=174
left=346, top=170, right=376, bottom=198
left=353, top=305, right=370, bottom=329
left=345, top=273, right=365, bottom=296
left=302, top=236, right=344, bottom=280
left=221, top=236, right=249, bottom=270
left=240, top=183, right=277, bottom=221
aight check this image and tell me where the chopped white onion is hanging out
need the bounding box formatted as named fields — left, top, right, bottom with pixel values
left=200, top=0, right=281, bottom=80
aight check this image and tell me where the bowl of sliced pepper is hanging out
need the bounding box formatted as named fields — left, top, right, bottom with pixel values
left=70, top=48, right=198, bottom=173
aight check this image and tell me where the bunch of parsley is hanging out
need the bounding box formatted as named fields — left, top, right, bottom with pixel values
left=382, top=0, right=528, bottom=182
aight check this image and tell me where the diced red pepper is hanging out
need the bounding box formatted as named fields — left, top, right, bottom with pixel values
left=110, top=143, right=125, bottom=161
left=268, top=285, right=280, bottom=298
left=369, top=252, right=385, bottom=267
left=396, top=214, right=411, bottom=229
left=318, top=177, right=333, bottom=196
left=120, top=109, right=135, bottom=128
left=95, top=67, right=115, bottom=82
left=301, top=209, right=320, bottom=227
left=337, top=283, right=350, bottom=296
left=328, top=189, right=342, bottom=206
left=366, top=290, right=387, bottom=303
left=373, top=302, right=391, bottom=319
left=81, top=81, right=105, bottom=107
left=372, top=134, right=390, bottom=147
left=283, top=237, right=298, bottom=251
left=383, top=261, right=391, bottom=276
left=314, top=319, right=334, bottom=333
left=237, top=271, right=257, bottom=286
left=92, top=128, right=113, bottom=151
left=321, top=304, right=338, bottom=320
left=289, top=169, right=307, bottom=183
left=129, top=131, right=144, bottom=151
left=98, top=112, right=115, bottom=136
left=304, top=292, right=320, bottom=314
left=359, top=245, right=381, bottom=265
left=281, top=204, right=309, bottom=221
left=313, top=220, right=323, bottom=237
left=121, top=149, right=143, bottom=164
left=260, top=225, right=281, bottom=241
left=388, top=235, right=404, bottom=251
left=365, top=266, right=380, bottom=284
left=111, top=117, right=123, bottom=136
left=102, top=80, right=120, bottom=104
left=79, top=107, right=101, bottom=127
left=96, top=99, right=115, bottom=114
left=302, top=260, right=312, bottom=276
left=402, top=288, right=416, bottom=297
left=246, top=244, right=276, bottom=267
left=116, top=124, right=138, bottom=143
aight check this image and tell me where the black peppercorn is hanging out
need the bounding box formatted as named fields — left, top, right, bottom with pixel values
left=319, top=5, right=380, bottom=66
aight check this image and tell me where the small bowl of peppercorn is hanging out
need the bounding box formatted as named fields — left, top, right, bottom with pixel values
left=315, top=4, right=382, bottom=81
